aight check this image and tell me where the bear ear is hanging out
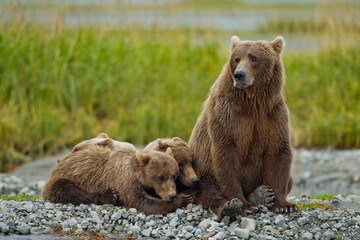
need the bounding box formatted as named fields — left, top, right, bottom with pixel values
left=165, top=147, right=174, bottom=157
left=97, top=138, right=114, bottom=148
left=172, top=137, right=182, bottom=142
left=97, top=133, right=109, bottom=138
left=157, top=139, right=168, bottom=150
left=231, top=36, right=241, bottom=50
left=272, top=36, right=285, bottom=54
left=135, top=151, right=150, bottom=166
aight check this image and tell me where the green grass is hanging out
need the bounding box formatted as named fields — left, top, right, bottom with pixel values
left=0, top=194, right=42, bottom=201
left=295, top=202, right=336, bottom=211
left=0, top=5, right=359, bottom=171
left=309, top=194, right=334, bottom=201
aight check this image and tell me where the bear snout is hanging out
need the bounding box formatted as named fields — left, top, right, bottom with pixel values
left=234, top=70, right=246, bottom=82
left=191, top=177, right=199, bottom=185
left=169, top=193, right=177, bottom=201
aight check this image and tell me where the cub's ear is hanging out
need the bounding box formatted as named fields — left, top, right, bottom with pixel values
left=172, top=137, right=182, bottom=142
left=231, top=36, right=241, bottom=50
left=165, top=147, right=174, bottom=157
left=97, top=138, right=114, bottom=148
left=136, top=151, right=150, bottom=166
left=157, top=139, right=168, bottom=150
left=97, top=133, right=109, bottom=138
left=272, top=36, right=285, bottom=54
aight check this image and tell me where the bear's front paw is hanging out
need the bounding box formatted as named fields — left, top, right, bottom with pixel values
left=220, top=198, right=243, bottom=221
left=175, top=193, right=193, bottom=207
left=272, top=200, right=298, bottom=214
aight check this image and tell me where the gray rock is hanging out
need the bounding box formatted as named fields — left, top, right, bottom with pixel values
left=274, top=215, right=285, bottom=225
left=302, top=231, right=313, bottom=239
left=213, top=231, right=226, bottom=240
left=141, top=229, right=151, bottom=237
left=0, top=222, right=10, bottom=234
left=234, top=228, right=250, bottom=239
left=44, top=202, right=54, bottom=209
left=323, top=230, right=336, bottom=240
left=240, top=218, right=256, bottom=231
left=297, top=216, right=307, bottom=225
left=18, top=225, right=31, bottom=235
left=320, top=223, right=330, bottom=229
left=194, top=228, right=202, bottom=237
left=184, top=232, right=194, bottom=239
left=169, top=216, right=179, bottom=227
left=165, top=229, right=175, bottom=238
left=111, top=212, right=122, bottom=221
left=120, top=209, right=129, bottom=218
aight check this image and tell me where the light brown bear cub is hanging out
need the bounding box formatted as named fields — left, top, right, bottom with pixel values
left=145, top=137, right=198, bottom=191
left=42, top=146, right=192, bottom=215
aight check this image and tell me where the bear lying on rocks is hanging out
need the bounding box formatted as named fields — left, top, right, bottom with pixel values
left=145, top=137, right=198, bottom=191
left=188, top=36, right=297, bottom=218
left=42, top=145, right=192, bottom=215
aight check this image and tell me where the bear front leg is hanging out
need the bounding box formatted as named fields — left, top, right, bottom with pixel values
left=263, top=145, right=298, bottom=213
left=210, top=142, right=259, bottom=216
left=122, top=189, right=193, bottom=215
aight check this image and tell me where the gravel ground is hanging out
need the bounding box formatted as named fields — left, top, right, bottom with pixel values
left=0, top=148, right=360, bottom=239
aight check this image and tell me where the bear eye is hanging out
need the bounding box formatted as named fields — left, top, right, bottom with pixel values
left=159, top=176, right=165, bottom=181
left=178, top=163, right=184, bottom=168
left=249, top=55, right=257, bottom=62
left=234, top=57, right=240, bottom=63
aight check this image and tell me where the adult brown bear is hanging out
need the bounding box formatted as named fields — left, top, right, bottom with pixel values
left=188, top=36, right=297, bottom=218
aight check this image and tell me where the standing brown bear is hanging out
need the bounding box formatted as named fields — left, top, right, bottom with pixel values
left=188, top=36, right=297, bottom=217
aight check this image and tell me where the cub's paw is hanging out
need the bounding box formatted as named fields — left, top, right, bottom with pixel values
left=220, top=198, right=243, bottom=221
left=175, top=193, right=193, bottom=208
left=98, top=188, right=120, bottom=205
left=247, top=185, right=275, bottom=209
left=272, top=201, right=298, bottom=214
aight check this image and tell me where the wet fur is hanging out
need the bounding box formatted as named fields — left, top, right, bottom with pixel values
left=188, top=36, right=296, bottom=216
left=42, top=146, right=192, bottom=215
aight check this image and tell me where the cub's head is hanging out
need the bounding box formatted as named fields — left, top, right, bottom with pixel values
left=135, top=148, right=179, bottom=202
left=156, top=138, right=198, bottom=188
left=229, top=36, right=285, bottom=89
left=57, top=133, right=113, bottom=163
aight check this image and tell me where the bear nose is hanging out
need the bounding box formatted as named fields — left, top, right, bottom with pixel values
left=191, top=177, right=199, bottom=185
left=169, top=193, right=177, bottom=201
left=234, top=70, right=246, bottom=81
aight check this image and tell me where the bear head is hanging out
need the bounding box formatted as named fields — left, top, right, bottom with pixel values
left=229, top=36, right=284, bottom=90
left=135, top=148, right=179, bottom=202
left=155, top=137, right=198, bottom=188
left=71, top=133, right=114, bottom=153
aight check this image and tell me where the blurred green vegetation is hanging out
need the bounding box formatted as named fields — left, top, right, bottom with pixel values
left=0, top=1, right=359, bottom=171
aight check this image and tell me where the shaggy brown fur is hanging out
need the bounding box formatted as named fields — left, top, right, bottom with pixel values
left=42, top=146, right=192, bottom=215
left=145, top=137, right=198, bottom=190
left=188, top=36, right=296, bottom=217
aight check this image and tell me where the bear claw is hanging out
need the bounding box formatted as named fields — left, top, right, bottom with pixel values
left=247, top=185, right=275, bottom=209
left=220, top=198, right=243, bottom=221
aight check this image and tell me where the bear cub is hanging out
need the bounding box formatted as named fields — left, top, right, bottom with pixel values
left=42, top=145, right=192, bottom=215
left=145, top=137, right=198, bottom=191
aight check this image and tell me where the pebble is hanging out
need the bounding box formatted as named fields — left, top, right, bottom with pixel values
left=240, top=218, right=256, bottom=231
left=274, top=215, right=285, bottom=225
left=234, top=228, right=250, bottom=239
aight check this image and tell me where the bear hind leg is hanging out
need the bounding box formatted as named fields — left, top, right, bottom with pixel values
left=45, top=179, right=117, bottom=205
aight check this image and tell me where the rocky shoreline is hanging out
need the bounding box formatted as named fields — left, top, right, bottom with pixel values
left=0, top=195, right=360, bottom=239
left=0, top=148, right=360, bottom=239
